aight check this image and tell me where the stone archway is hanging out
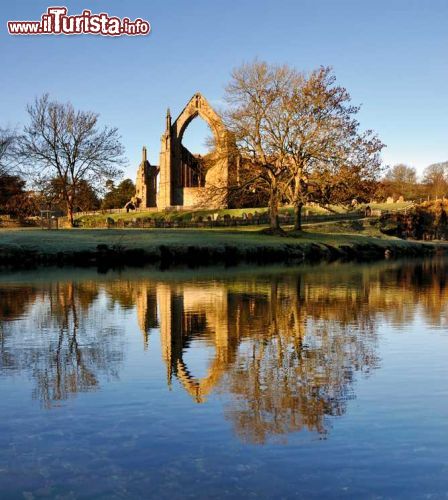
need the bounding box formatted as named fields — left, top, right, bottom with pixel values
left=157, top=93, right=235, bottom=209
left=174, top=93, right=226, bottom=148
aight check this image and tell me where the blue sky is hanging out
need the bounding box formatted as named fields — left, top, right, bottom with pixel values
left=1, top=0, right=447, bottom=180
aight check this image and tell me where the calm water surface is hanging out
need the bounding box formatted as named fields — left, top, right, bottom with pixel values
left=0, top=259, right=447, bottom=499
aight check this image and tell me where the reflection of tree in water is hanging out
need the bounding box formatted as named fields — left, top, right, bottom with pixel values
left=218, top=259, right=448, bottom=443
left=376, top=259, right=448, bottom=326
left=0, top=281, right=124, bottom=408
left=0, top=285, right=39, bottom=372
left=221, top=278, right=379, bottom=444
left=0, top=285, right=38, bottom=322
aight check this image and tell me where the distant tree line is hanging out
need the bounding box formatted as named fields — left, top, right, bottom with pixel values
left=378, top=162, right=448, bottom=202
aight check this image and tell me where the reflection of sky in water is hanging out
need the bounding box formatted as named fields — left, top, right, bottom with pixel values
left=182, top=343, right=219, bottom=381
left=0, top=260, right=447, bottom=498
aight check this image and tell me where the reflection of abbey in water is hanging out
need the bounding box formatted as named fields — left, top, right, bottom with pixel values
left=136, top=282, right=235, bottom=403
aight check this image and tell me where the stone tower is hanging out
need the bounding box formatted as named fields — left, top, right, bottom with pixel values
left=135, top=146, right=158, bottom=208
left=157, top=109, right=172, bottom=210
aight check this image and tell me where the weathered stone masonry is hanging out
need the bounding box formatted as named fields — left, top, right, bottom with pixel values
left=134, top=92, right=236, bottom=210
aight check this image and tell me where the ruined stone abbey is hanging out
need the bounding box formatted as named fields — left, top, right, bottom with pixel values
left=133, top=93, right=236, bottom=210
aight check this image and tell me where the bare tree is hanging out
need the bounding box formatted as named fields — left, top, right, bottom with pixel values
left=0, top=127, right=16, bottom=176
left=284, top=66, right=384, bottom=230
left=224, top=62, right=384, bottom=231
left=422, top=162, right=448, bottom=199
left=224, top=61, right=299, bottom=230
left=16, top=94, right=126, bottom=225
left=0, top=128, right=36, bottom=218
left=382, top=164, right=418, bottom=200
left=385, top=163, right=417, bottom=186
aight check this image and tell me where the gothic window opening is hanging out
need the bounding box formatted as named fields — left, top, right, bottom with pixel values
left=179, top=116, right=214, bottom=188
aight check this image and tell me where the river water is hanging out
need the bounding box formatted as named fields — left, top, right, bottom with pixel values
left=0, top=259, right=447, bottom=498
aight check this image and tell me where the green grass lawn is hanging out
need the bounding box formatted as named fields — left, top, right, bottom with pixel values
left=75, top=205, right=331, bottom=224
left=0, top=224, right=420, bottom=256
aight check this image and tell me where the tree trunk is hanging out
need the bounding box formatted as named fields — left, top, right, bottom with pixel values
left=269, top=184, right=280, bottom=230
left=67, top=202, right=74, bottom=227
left=293, top=202, right=303, bottom=231
left=292, top=168, right=305, bottom=232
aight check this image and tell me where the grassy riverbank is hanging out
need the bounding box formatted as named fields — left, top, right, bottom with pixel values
left=0, top=224, right=438, bottom=269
